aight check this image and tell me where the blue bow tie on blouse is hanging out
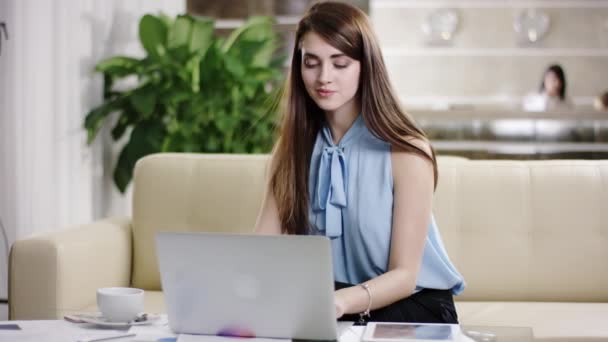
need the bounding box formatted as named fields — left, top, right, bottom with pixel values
left=312, top=116, right=366, bottom=238
left=313, top=145, right=348, bottom=238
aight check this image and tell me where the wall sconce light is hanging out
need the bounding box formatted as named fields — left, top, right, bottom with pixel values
left=421, top=8, right=460, bottom=46
left=514, top=8, right=550, bottom=45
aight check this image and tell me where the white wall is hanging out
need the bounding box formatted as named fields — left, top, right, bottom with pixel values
left=371, top=0, right=608, bottom=109
left=0, top=0, right=184, bottom=303
left=0, top=0, right=17, bottom=305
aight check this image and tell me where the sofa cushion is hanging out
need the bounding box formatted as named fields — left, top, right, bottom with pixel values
left=131, top=154, right=269, bottom=290
left=456, top=301, right=608, bottom=341
left=435, top=160, right=608, bottom=302
left=131, top=154, right=608, bottom=303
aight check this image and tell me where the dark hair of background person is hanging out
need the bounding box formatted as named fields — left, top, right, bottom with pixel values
left=539, top=64, right=567, bottom=100
left=600, top=91, right=608, bottom=109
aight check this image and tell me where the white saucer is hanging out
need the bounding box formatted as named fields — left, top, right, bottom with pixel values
left=68, top=313, right=166, bottom=327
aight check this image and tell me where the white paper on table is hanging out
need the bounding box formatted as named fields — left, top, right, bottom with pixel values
left=455, top=329, right=477, bottom=342
left=177, top=335, right=290, bottom=342
left=170, top=322, right=477, bottom=342
left=0, top=325, right=130, bottom=342
left=75, top=331, right=136, bottom=342
left=177, top=322, right=358, bottom=342
left=129, top=323, right=177, bottom=342
left=0, top=331, right=49, bottom=342
left=338, top=323, right=363, bottom=342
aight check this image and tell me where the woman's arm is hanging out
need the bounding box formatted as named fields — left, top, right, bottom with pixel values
left=335, top=139, right=434, bottom=316
left=254, top=185, right=282, bottom=235
left=254, top=156, right=282, bottom=235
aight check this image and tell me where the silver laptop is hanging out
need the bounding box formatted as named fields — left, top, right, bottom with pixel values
left=156, top=232, right=338, bottom=340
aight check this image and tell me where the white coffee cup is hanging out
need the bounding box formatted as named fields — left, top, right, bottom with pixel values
left=97, top=287, right=144, bottom=322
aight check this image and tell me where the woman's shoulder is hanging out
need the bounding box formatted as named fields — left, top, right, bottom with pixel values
left=390, top=138, right=433, bottom=159
left=390, top=138, right=434, bottom=182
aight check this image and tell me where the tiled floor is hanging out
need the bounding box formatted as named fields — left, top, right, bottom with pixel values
left=1, top=303, right=7, bottom=320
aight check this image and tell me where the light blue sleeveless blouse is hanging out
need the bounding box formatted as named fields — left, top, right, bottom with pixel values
left=308, top=115, right=465, bottom=295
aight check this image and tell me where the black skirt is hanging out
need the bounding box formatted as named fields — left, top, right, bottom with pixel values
left=335, top=282, right=458, bottom=324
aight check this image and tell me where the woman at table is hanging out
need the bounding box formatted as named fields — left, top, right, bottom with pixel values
left=523, top=64, right=574, bottom=112
left=254, top=1, right=465, bottom=324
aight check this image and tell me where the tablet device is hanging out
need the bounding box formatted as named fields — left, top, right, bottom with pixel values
left=363, top=322, right=454, bottom=342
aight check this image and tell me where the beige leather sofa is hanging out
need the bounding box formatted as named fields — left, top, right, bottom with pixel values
left=9, top=153, right=608, bottom=341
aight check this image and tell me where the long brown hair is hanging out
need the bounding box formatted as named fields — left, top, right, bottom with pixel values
left=270, top=1, right=438, bottom=235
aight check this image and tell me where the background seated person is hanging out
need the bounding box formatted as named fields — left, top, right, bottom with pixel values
left=523, top=64, right=574, bottom=112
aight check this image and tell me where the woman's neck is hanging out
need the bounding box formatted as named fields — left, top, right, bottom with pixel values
left=324, top=103, right=361, bottom=145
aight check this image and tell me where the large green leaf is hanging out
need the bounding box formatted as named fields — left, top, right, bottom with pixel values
left=223, top=53, right=246, bottom=78
left=113, top=121, right=165, bottom=192
left=251, top=38, right=278, bottom=67
left=238, top=16, right=275, bottom=41
left=84, top=97, right=127, bottom=144
left=168, top=15, right=192, bottom=49
left=157, top=13, right=173, bottom=30
left=166, top=45, right=193, bottom=66
left=139, top=14, right=168, bottom=59
left=228, top=38, right=278, bottom=69
left=189, top=17, right=214, bottom=54
left=130, top=85, right=157, bottom=116
left=198, top=42, right=225, bottom=85
left=95, top=56, right=141, bottom=77
left=221, top=16, right=274, bottom=53
left=84, top=107, right=110, bottom=145
left=111, top=110, right=135, bottom=140
left=161, top=89, right=193, bottom=108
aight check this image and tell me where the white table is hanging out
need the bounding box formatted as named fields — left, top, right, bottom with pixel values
left=0, top=319, right=175, bottom=342
left=4, top=320, right=355, bottom=342
left=0, top=320, right=533, bottom=342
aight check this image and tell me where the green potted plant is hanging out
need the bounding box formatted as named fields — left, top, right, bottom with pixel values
left=85, top=13, right=285, bottom=192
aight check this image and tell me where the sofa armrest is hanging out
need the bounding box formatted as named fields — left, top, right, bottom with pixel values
left=9, top=217, right=132, bottom=320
